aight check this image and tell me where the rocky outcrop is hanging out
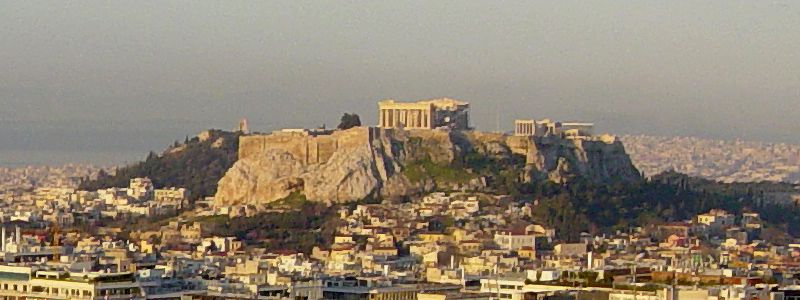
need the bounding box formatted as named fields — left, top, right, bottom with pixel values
left=522, top=135, right=641, bottom=183
left=213, top=127, right=641, bottom=208
left=215, top=127, right=422, bottom=207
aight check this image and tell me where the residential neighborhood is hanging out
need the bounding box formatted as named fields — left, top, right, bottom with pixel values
left=0, top=177, right=798, bottom=300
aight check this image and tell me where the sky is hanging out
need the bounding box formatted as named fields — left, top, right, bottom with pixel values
left=1, top=1, right=799, bottom=165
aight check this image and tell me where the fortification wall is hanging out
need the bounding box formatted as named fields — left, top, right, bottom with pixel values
left=238, top=127, right=371, bottom=165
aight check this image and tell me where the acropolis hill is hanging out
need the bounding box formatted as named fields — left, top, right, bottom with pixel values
left=213, top=98, right=640, bottom=209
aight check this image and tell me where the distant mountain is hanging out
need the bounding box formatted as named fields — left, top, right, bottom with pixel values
left=621, top=135, right=800, bottom=184
left=79, top=129, right=243, bottom=199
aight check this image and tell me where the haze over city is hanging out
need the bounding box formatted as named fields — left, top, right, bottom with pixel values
left=2, top=1, right=799, bottom=165
left=6, top=2, right=800, bottom=299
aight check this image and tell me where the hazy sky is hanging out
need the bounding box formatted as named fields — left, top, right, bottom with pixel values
left=1, top=1, right=799, bottom=165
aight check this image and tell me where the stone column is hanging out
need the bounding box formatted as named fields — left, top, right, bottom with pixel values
left=427, top=109, right=433, bottom=128
left=427, top=110, right=431, bottom=128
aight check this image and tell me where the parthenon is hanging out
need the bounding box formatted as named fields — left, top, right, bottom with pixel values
left=377, top=98, right=470, bottom=130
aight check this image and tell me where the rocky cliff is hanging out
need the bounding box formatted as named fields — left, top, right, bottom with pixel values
left=213, top=127, right=640, bottom=208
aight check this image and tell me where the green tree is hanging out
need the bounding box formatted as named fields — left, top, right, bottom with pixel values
left=337, top=113, right=361, bottom=130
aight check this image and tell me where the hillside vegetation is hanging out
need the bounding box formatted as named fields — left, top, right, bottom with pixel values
left=80, top=130, right=242, bottom=199
left=526, top=172, right=800, bottom=242
left=79, top=128, right=800, bottom=247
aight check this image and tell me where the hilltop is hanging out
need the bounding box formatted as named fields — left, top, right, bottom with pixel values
left=79, top=129, right=243, bottom=199
left=75, top=126, right=800, bottom=241
left=213, top=127, right=640, bottom=209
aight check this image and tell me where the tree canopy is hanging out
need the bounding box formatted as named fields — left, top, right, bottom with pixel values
left=337, top=113, right=361, bottom=130
left=79, top=130, right=242, bottom=200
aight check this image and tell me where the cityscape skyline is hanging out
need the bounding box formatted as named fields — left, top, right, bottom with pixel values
left=2, top=1, right=800, bottom=166
left=3, top=3, right=800, bottom=299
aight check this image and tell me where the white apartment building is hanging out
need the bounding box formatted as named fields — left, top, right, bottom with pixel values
left=493, top=230, right=536, bottom=251
left=0, top=266, right=143, bottom=300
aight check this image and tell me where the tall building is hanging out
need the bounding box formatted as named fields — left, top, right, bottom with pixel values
left=377, top=98, right=469, bottom=130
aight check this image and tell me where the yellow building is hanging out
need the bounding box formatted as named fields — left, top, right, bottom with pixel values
left=419, top=233, right=448, bottom=243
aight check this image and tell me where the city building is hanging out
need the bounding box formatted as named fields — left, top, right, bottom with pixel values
left=493, top=229, right=536, bottom=251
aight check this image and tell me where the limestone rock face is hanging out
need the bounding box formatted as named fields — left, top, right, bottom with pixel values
left=214, top=150, right=306, bottom=207
left=523, top=137, right=640, bottom=184
left=302, top=145, right=381, bottom=202
left=215, top=127, right=414, bottom=207
left=213, top=127, right=641, bottom=208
